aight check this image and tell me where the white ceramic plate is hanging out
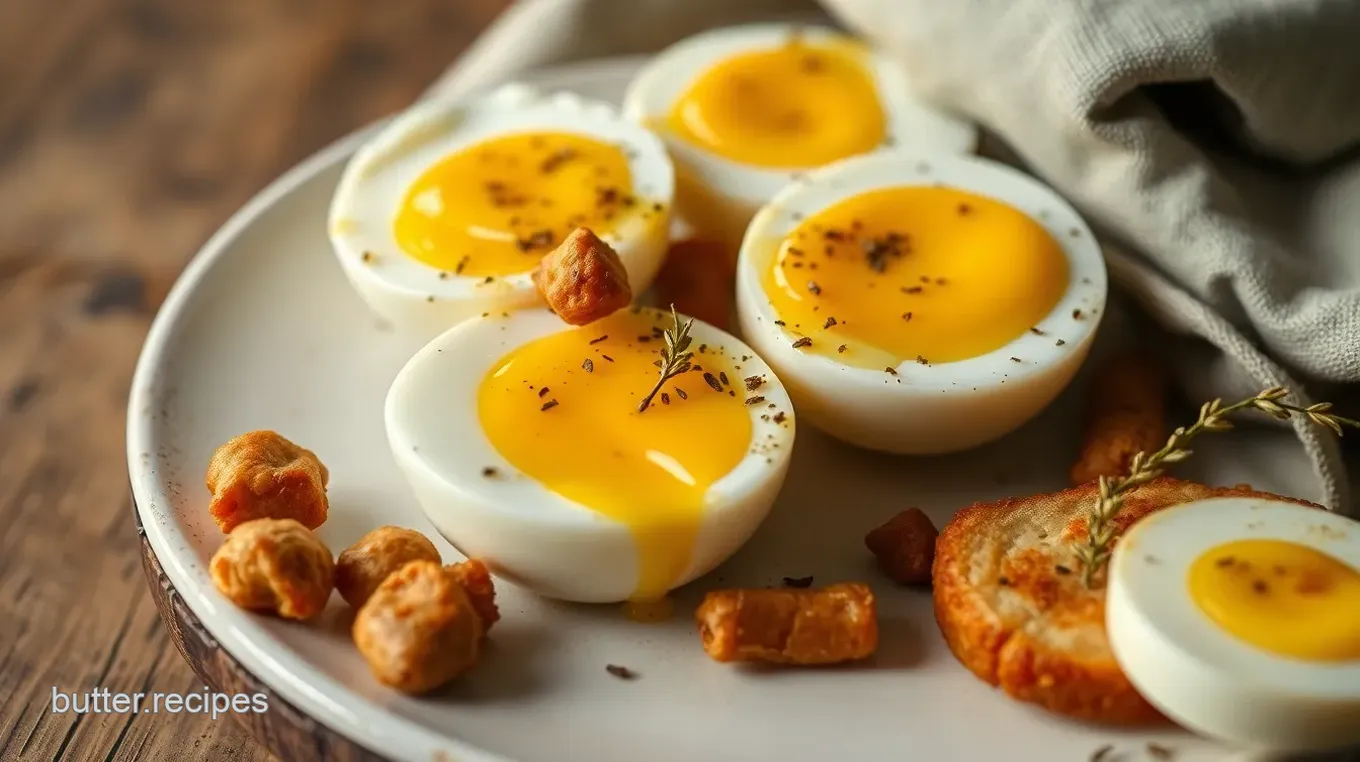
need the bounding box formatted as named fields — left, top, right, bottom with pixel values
left=128, top=57, right=1323, bottom=762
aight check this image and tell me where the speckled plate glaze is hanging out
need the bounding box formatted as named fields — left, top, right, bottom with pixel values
left=127, top=57, right=1321, bottom=762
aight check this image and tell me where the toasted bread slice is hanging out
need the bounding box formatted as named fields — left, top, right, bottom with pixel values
left=933, top=477, right=1316, bottom=725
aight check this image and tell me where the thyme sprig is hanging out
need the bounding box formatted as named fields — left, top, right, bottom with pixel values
left=637, top=305, right=694, bottom=413
left=1078, top=386, right=1360, bottom=587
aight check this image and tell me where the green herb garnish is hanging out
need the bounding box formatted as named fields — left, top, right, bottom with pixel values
left=1078, top=386, right=1360, bottom=587
left=637, top=305, right=693, bottom=413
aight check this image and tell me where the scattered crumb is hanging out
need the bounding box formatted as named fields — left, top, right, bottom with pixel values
left=534, top=228, right=632, bottom=325
left=605, top=664, right=637, bottom=680
left=865, top=508, right=938, bottom=585
left=1146, top=742, right=1173, bottom=760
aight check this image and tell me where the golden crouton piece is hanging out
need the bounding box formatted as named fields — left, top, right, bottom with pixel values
left=445, top=558, right=500, bottom=635
left=210, top=518, right=335, bottom=621
left=653, top=239, right=734, bottom=331
left=933, top=477, right=1316, bottom=725
left=865, top=507, right=938, bottom=585
left=353, top=560, right=483, bottom=694
left=335, top=526, right=441, bottom=609
left=696, top=583, right=878, bottom=665
left=532, top=227, right=632, bottom=325
left=206, top=430, right=329, bottom=533
left=1070, top=354, right=1166, bottom=485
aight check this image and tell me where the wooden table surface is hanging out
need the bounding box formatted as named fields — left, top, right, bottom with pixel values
left=0, top=1, right=510, bottom=759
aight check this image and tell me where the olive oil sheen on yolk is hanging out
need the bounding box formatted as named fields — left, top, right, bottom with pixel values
left=477, top=310, right=752, bottom=604
left=763, top=186, right=1069, bottom=367
left=394, top=131, right=636, bottom=277
left=1188, top=539, right=1360, bottom=662
left=668, top=39, right=885, bottom=168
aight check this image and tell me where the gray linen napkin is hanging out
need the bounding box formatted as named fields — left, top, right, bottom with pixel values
left=433, top=0, right=1360, bottom=513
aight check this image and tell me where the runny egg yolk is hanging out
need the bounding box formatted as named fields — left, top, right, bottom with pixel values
left=477, top=309, right=753, bottom=604
left=668, top=38, right=885, bottom=168
left=762, top=187, right=1069, bottom=367
left=1188, top=539, right=1360, bottom=661
left=394, top=132, right=637, bottom=277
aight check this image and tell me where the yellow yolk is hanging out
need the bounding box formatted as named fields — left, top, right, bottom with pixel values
left=394, top=131, right=638, bottom=276
left=477, top=309, right=754, bottom=603
left=668, top=38, right=885, bottom=168
left=1188, top=539, right=1360, bottom=661
left=762, top=186, right=1069, bottom=367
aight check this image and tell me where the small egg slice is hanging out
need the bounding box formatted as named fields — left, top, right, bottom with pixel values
left=1108, top=497, right=1360, bottom=752
left=622, top=24, right=974, bottom=247
left=735, top=152, right=1106, bottom=454
left=330, top=84, right=674, bottom=338
left=385, top=307, right=795, bottom=604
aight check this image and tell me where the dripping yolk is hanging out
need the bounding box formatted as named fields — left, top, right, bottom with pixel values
left=394, top=131, right=637, bottom=277
left=1188, top=539, right=1360, bottom=661
left=668, top=37, right=885, bottom=168
left=762, top=186, right=1069, bottom=367
left=476, top=309, right=753, bottom=602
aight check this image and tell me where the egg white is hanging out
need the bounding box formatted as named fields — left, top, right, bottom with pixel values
left=330, top=83, right=675, bottom=340
left=1108, top=497, right=1360, bottom=752
left=621, top=23, right=975, bottom=247
left=384, top=307, right=796, bottom=603
left=734, top=152, right=1106, bottom=455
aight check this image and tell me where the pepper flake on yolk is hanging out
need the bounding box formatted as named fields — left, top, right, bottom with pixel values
left=394, top=132, right=639, bottom=277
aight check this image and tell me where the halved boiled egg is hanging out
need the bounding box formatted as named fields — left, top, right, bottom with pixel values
left=622, top=24, right=975, bottom=247
left=330, top=84, right=674, bottom=338
left=735, top=152, right=1106, bottom=454
left=385, top=306, right=795, bottom=604
left=1108, top=497, right=1360, bottom=752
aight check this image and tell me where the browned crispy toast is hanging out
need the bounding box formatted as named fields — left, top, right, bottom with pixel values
left=933, top=477, right=1317, bottom=725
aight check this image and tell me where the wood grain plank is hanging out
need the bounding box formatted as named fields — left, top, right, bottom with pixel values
left=0, top=1, right=510, bottom=759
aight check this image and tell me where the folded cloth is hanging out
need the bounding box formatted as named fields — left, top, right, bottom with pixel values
left=434, top=0, right=1360, bottom=512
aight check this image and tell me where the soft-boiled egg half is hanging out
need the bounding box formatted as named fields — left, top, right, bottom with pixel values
left=330, top=84, right=674, bottom=338
left=1108, top=497, right=1360, bottom=752
left=735, top=152, right=1106, bottom=454
left=385, top=306, right=795, bottom=606
left=622, top=24, right=975, bottom=248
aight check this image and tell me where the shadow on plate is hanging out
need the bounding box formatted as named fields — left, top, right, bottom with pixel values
left=435, top=622, right=560, bottom=704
